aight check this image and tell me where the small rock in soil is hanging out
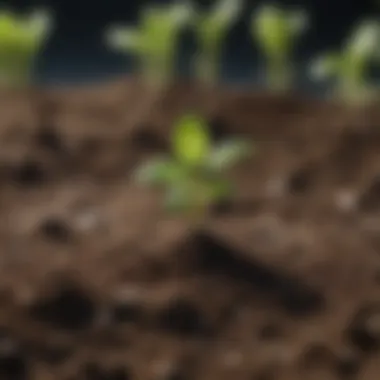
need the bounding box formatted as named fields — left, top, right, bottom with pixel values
left=155, top=298, right=210, bottom=337
left=334, top=189, right=358, bottom=212
left=347, top=304, right=380, bottom=352
left=29, top=285, right=97, bottom=331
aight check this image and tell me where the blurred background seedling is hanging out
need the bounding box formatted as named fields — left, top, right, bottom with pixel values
left=251, top=3, right=308, bottom=92
left=105, top=2, right=193, bottom=89
left=135, top=114, right=251, bottom=224
left=192, top=0, right=243, bottom=87
left=310, top=19, right=380, bottom=104
left=0, top=8, right=52, bottom=88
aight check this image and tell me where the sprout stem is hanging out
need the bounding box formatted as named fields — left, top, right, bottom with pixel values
left=195, top=48, right=220, bottom=87
left=266, top=59, right=292, bottom=92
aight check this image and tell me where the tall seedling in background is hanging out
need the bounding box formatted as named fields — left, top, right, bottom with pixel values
left=0, top=9, right=52, bottom=87
left=252, top=4, right=308, bottom=92
left=135, top=115, right=251, bottom=225
left=105, top=3, right=192, bottom=88
left=193, top=0, right=243, bottom=86
left=310, top=20, right=380, bottom=104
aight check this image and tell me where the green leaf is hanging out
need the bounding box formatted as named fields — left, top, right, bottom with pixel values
left=346, top=20, right=380, bottom=59
left=105, top=25, right=141, bottom=52
left=26, top=9, right=52, bottom=41
left=142, top=2, right=192, bottom=35
left=0, top=12, right=19, bottom=38
left=211, top=0, right=243, bottom=30
left=196, top=0, right=242, bottom=52
left=0, top=9, right=51, bottom=53
left=172, top=114, right=211, bottom=166
left=252, top=4, right=307, bottom=58
left=206, top=139, right=251, bottom=171
left=134, top=158, right=185, bottom=186
left=309, top=52, right=341, bottom=80
left=167, top=1, right=194, bottom=27
left=253, top=5, right=287, bottom=56
left=288, top=10, right=308, bottom=36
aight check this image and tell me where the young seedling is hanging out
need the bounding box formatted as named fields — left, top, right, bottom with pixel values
left=192, top=0, right=243, bottom=86
left=310, top=20, right=380, bottom=104
left=251, top=4, right=308, bottom=92
left=0, top=9, right=52, bottom=87
left=105, top=2, right=193, bottom=88
left=135, top=115, right=251, bottom=224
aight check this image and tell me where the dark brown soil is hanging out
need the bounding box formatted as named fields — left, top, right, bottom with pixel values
left=1, top=76, right=380, bottom=380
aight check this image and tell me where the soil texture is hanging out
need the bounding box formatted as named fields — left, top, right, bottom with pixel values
left=0, top=77, right=380, bottom=379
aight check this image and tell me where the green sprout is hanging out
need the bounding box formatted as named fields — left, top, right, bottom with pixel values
left=135, top=115, right=251, bottom=223
left=0, top=9, right=52, bottom=87
left=105, top=3, right=193, bottom=88
left=310, top=20, right=380, bottom=103
left=251, top=4, right=308, bottom=92
left=192, top=0, right=243, bottom=86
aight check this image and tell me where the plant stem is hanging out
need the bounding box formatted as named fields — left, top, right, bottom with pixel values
left=338, top=58, right=367, bottom=103
left=195, top=49, right=219, bottom=87
left=266, top=58, right=292, bottom=92
left=0, top=54, right=35, bottom=88
left=186, top=180, right=210, bottom=228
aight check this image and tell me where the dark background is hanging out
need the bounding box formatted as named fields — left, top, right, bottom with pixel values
left=3, top=0, right=380, bottom=87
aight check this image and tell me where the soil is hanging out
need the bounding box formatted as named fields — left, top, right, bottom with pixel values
left=1, top=76, right=380, bottom=380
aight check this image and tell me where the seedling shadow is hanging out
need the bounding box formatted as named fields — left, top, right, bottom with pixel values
left=191, top=231, right=324, bottom=316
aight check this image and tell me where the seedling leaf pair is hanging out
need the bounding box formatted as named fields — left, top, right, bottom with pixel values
left=251, top=4, right=308, bottom=91
left=0, top=9, right=52, bottom=86
left=193, top=0, right=243, bottom=85
left=136, top=114, right=251, bottom=221
left=106, top=3, right=193, bottom=87
left=310, top=20, right=380, bottom=102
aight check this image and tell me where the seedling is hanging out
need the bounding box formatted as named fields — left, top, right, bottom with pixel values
left=135, top=115, right=251, bottom=223
left=251, top=4, right=308, bottom=92
left=192, top=0, right=243, bottom=86
left=0, top=9, right=52, bottom=87
left=105, top=2, right=193, bottom=88
left=310, top=20, right=380, bottom=103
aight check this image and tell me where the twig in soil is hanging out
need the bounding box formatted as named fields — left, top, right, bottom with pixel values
left=251, top=3, right=308, bottom=92
left=0, top=9, right=52, bottom=88
left=134, top=114, right=251, bottom=225
left=310, top=19, right=380, bottom=104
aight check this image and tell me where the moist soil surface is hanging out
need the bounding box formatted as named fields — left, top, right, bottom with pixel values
left=1, top=77, right=380, bottom=380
